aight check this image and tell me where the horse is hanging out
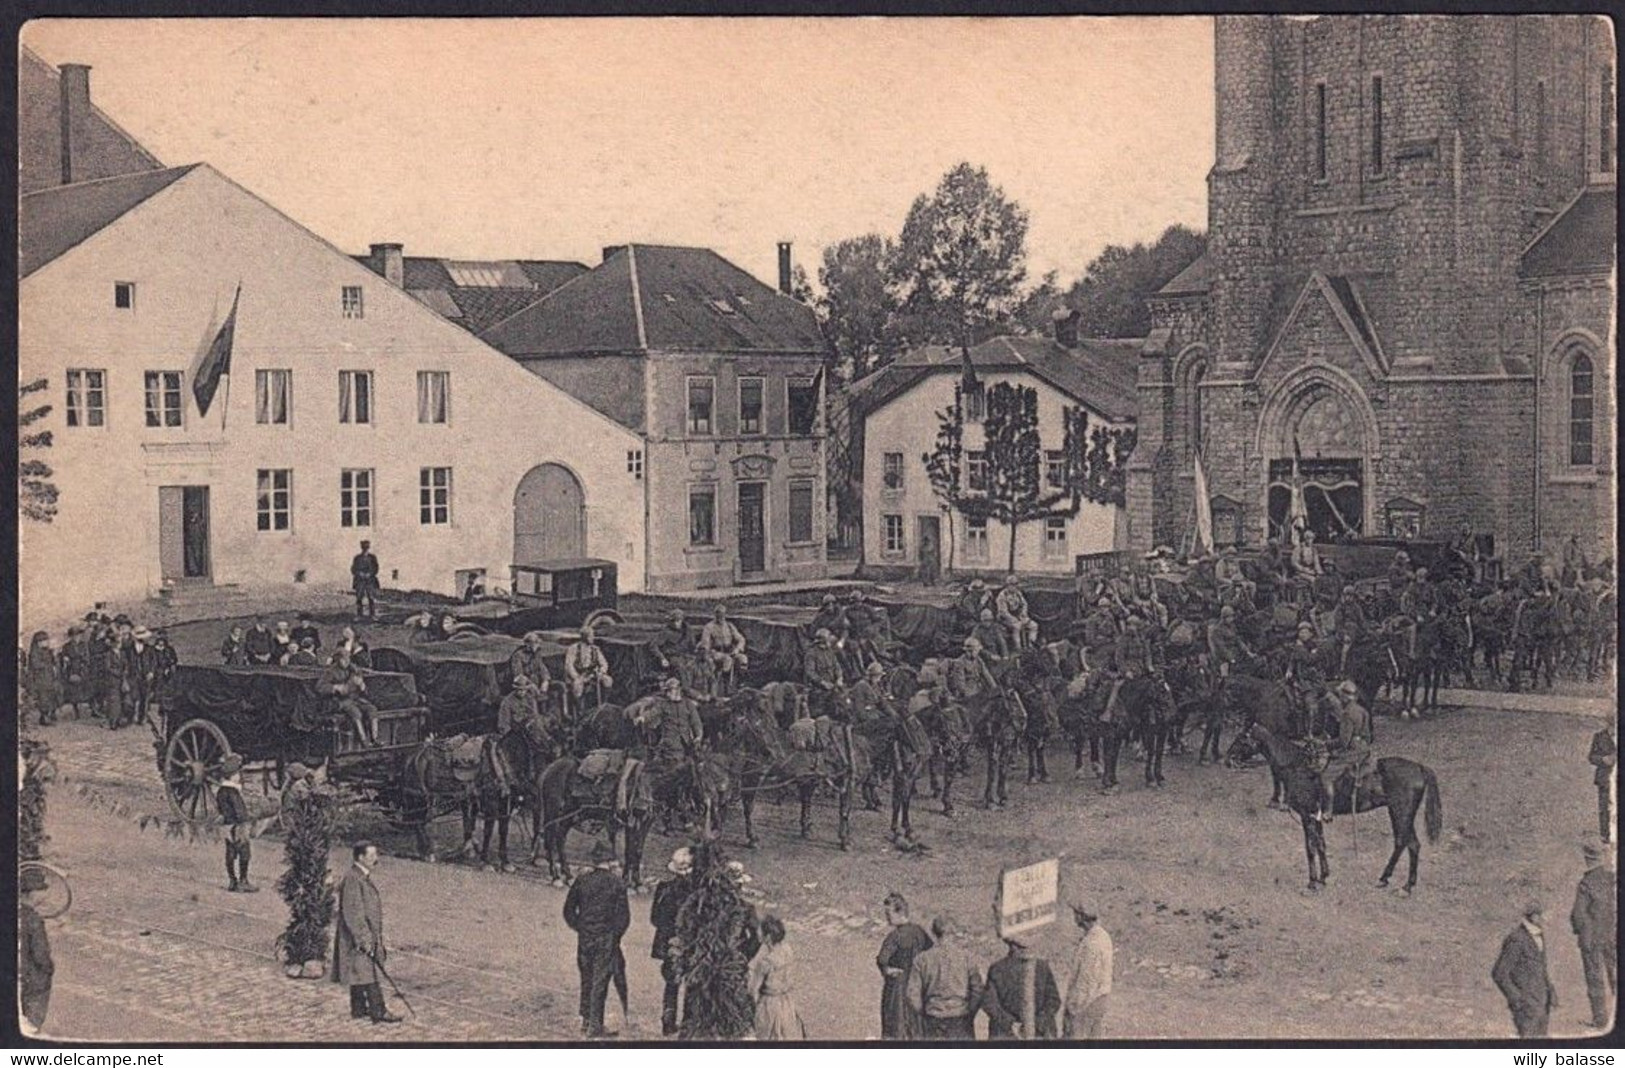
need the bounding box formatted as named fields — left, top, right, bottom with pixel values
left=1586, top=587, right=1617, bottom=681
left=965, top=665, right=1028, bottom=809
left=1507, top=595, right=1560, bottom=693
left=1059, top=672, right=1175, bottom=793
left=1007, top=649, right=1064, bottom=785
left=400, top=730, right=534, bottom=870
left=1216, top=673, right=1303, bottom=806
left=533, top=752, right=655, bottom=888
left=1246, top=723, right=1443, bottom=894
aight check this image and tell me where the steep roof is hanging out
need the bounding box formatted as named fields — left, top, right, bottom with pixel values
left=349, top=254, right=589, bottom=334
left=20, top=164, right=200, bottom=277
left=1520, top=183, right=1617, bottom=279
left=481, top=244, right=825, bottom=356
left=20, top=47, right=165, bottom=195
left=861, top=334, right=1141, bottom=423
left=1156, top=250, right=1214, bottom=297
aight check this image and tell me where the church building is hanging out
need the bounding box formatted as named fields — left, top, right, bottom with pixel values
left=1130, top=15, right=1616, bottom=562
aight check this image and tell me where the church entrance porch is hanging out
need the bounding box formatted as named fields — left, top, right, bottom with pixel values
left=1254, top=365, right=1382, bottom=545
left=1267, top=458, right=1364, bottom=543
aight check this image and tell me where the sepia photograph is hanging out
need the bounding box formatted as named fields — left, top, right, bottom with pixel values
left=11, top=12, right=1618, bottom=1048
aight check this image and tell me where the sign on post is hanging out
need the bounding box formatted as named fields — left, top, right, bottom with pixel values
left=996, top=857, right=1060, bottom=939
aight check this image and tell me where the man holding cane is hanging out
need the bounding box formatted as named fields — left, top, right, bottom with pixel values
left=333, top=841, right=402, bottom=1025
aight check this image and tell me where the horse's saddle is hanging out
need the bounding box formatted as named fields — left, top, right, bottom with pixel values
left=432, top=734, right=484, bottom=783
left=578, top=748, right=625, bottom=781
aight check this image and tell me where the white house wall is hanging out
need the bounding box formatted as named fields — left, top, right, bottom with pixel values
left=861, top=370, right=1126, bottom=575
left=18, top=165, right=646, bottom=627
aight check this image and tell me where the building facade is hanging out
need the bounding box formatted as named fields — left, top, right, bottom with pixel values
left=20, top=49, right=164, bottom=194
left=19, top=164, right=647, bottom=625
left=482, top=244, right=830, bottom=592
left=1131, top=15, right=1616, bottom=561
left=857, top=330, right=1138, bottom=577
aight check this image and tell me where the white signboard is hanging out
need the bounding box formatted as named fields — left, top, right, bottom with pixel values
left=997, top=857, right=1060, bottom=938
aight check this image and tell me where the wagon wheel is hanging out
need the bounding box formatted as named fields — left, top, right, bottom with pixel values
left=164, top=718, right=232, bottom=823
left=18, top=861, right=72, bottom=920
left=584, top=608, right=623, bottom=633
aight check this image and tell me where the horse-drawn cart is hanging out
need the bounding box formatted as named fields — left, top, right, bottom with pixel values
left=156, top=664, right=429, bottom=822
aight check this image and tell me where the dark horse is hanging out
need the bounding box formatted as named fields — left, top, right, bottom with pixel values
left=1061, top=673, right=1176, bottom=793
left=1217, top=673, right=1305, bottom=807
left=1248, top=724, right=1443, bottom=894
left=533, top=752, right=655, bottom=888
left=400, top=729, right=543, bottom=869
left=966, top=666, right=1028, bottom=809
left=1006, top=649, right=1064, bottom=786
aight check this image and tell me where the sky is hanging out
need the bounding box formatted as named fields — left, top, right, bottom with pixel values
left=23, top=17, right=1214, bottom=289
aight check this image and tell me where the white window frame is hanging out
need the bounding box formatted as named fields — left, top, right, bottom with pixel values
left=787, top=479, right=816, bottom=545
left=255, top=369, right=293, bottom=426
left=341, top=285, right=365, bottom=320
left=1045, top=449, right=1066, bottom=489
left=65, top=368, right=107, bottom=429
left=738, top=376, right=765, bottom=436
left=1043, top=516, right=1069, bottom=560
left=339, top=370, right=374, bottom=426
left=965, top=515, right=990, bottom=563
left=114, top=282, right=136, bottom=311
left=341, top=468, right=374, bottom=529
left=882, top=452, right=905, bottom=491
left=882, top=514, right=905, bottom=556
left=256, top=469, right=293, bottom=532
left=417, top=371, right=451, bottom=425
left=627, top=449, right=644, bottom=480
left=967, top=450, right=989, bottom=493
left=143, top=370, right=185, bottom=429
left=688, top=484, right=718, bottom=547
left=419, top=467, right=452, bottom=526
left=687, top=376, right=716, bottom=437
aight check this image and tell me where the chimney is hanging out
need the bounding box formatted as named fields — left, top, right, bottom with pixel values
left=1053, top=307, right=1079, bottom=349
left=602, top=245, right=627, bottom=263
left=58, top=64, right=93, bottom=186
left=777, top=242, right=793, bottom=295
left=369, top=243, right=404, bottom=287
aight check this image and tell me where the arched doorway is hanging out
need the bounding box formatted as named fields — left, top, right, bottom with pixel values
left=1257, top=369, right=1379, bottom=543
left=514, top=463, right=585, bottom=563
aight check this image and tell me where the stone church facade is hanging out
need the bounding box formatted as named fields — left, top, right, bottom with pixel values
left=1130, top=15, right=1616, bottom=563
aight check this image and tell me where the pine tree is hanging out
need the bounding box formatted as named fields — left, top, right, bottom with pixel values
left=18, top=734, right=51, bottom=864
left=18, top=377, right=59, bottom=523
left=673, top=842, right=757, bottom=1038
left=275, top=784, right=339, bottom=976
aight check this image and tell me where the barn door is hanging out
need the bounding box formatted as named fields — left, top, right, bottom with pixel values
left=514, top=463, right=585, bottom=563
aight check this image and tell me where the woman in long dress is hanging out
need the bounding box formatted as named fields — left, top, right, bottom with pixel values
left=748, top=914, right=807, bottom=1040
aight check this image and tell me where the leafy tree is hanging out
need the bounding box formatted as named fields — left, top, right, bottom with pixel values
left=1067, top=225, right=1207, bottom=339
left=815, top=234, right=905, bottom=382
left=890, top=163, right=1030, bottom=358
left=18, top=377, right=59, bottom=523
left=1011, top=270, right=1067, bottom=337
left=923, top=382, right=1137, bottom=572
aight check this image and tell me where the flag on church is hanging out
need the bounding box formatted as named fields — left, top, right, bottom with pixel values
left=1288, top=433, right=1309, bottom=542
left=193, top=285, right=240, bottom=420
left=1193, top=450, right=1214, bottom=557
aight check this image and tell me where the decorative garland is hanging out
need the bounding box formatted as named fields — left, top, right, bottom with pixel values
left=276, top=784, right=340, bottom=975
left=673, top=842, right=757, bottom=1039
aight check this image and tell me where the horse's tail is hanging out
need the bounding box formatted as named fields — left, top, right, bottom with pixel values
left=1422, top=765, right=1443, bottom=844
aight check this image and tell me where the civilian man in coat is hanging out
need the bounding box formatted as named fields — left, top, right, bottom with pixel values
left=18, top=865, right=54, bottom=1035
left=244, top=618, right=276, bottom=665
left=1570, top=840, right=1616, bottom=1030
left=1061, top=900, right=1114, bottom=1038
left=1589, top=722, right=1616, bottom=843
left=876, top=892, right=932, bottom=1038
left=333, top=841, right=401, bottom=1024
left=117, top=627, right=161, bottom=730
left=980, top=935, right=1060, bottom=1039
left=564, top=840, right=631, bottom=1037
left=650, top=847, right=696, bottom=1036
left=1492, top=901, right=1558, bottom=1038
left=351, top=540, right=381, bottom=621
left=291, top=612, right=322, bottom=655
left=906, top=914, right=984, bottom=1039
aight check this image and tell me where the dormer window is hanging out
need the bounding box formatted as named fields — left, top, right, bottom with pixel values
left=114, top=282, right=135, bottom=310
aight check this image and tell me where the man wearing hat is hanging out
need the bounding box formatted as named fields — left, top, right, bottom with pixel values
left=18, top=863, right=55, bottom=1034
left=1492, top=901, right=1559, bottom=1037
left=563, top=840, right=631, bottom=1037
left=1388, top=549, right=1414, bottom=593
left=846, top=660, right=895, bottom=727
left=1335, top=585, right=1369, bottom=674
left=117, top=626, right=161, bottom=730
left=287, top=636, right=322, bottom=667
left=216, top=753, right=257, bottom=892
left=292, top=612, right=322, bottom=655
left=1284, top=622, right=1327, bottom=732
left=508, top=631, right=554, bottom=695
left=152, top=629, right=179, bottom=689
left=958, top=579, right=993, bottom=630
left=351, top=540, right=381, bottom=620
left=244, top=617, right=276, bottom=665
left=947, top=636, right=998, bottom=724
left=1080, top=595, right=1121, bottom=674
left=334, top=841, right=401, bottom=1024
left=1061, top=900, right=1114, bottom=1038
left=651, top=609, right=692, bottom=674
left=633, top=675, right=705, bottom=772
left=995, top=574, right=1039, bottom=652
left=698, top=605, right=749, bottom=690
left=1588, top=720, right=1616, bottom=844
left=971, top=608, right=1011, bottom=661
left=979, top=931, right=1061, bottom=1038
left=650, top=847, right=696, bottom=1036
left=905, top=915, right=984, bottom=1038
left=280, top=762, right=319, bottom=808
left=804, top=628, right=848, bottom=720
left=845, top=588, right=887, bottom=670
left=810, top=594, right=850, bottom=656
left=321, top=647, right=380, bottom=746
left=1570, top=838, right=1616, bottom=1030
left=497, top=674, right=542, bottom=737
left=1315, top=679, right=1373, bottom=824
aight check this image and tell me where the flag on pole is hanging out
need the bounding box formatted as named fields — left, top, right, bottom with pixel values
left=1288, top=432, right=1309, bottom=544
left=1193, top=449, right=1214, bottom=557
left=958, top=343, right=981, bottom=393
left=193, top=285, right=239, bottom=420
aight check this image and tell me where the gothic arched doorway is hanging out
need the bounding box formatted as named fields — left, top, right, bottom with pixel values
left=514, top=463, right=585, bottom=563
left=1257, top=370, right=1378, bottom=543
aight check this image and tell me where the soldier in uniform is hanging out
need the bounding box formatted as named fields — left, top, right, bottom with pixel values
left=810, top=593, right=849, bottom=645
left=632, top=675, right=705, bottom=771
left=1315, top=680, right=1373, bottom=823
left=1079, top=595, right=1121, bottom=675
left=847, top=661, right=894, bottom=725
left=321, top=647, right=380, bottom=746
left=995, top=574, right=1040, bottom=651
left=509, top=632, right=555, bottom=694
left=1284, top=622, right=1328, bottom=735
left=564, top=626, right=614, bottom=710
left=698, top=605, right=749, bottom=688
left=947, top=637, right=999, bottom=725
left=651, top=610, right=691, bottom=673
left=497, top=674, right=543, bottom=736
left=1335, top=585, right=1369, bottom=674
left=845, top=589, right=886, bottom=670
left=957, top=579, right=993, bottom=629
left=351, top=540, right=381, bottom=621
left=1206, top=604, right=1250, bottom=679
left=1387, top=549, right=1414, bottom=593
left=804, top=628, right=847, bottom=720
left=970, top=608, right=1011, bottom=661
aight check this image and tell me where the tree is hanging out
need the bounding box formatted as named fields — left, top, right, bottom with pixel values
left=816, top=234, right=905, bottom=382
left=1067, top=225, right=1207, bottom=339
left=275, top=782, right=340, bottom=978
left=924, top=382, right=1137, bottom=572
left=673, top=842, right=757, bottom=1038
left=890, top=163, right=1030, bottom=358
left=18, top=377, right=59, bottom=523
left=1011, top=270, right=1067, bottom=337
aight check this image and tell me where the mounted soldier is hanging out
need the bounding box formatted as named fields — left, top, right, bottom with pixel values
left=1206, top=604, right=1251, bottom=680
left=847, top=661, right=895, bottom=726
left=995, top=574, right=1040, bottom=651
left=509, top=632, right=555, bottom=694
left=698, top=604, right=749, bottom=695
left=651, top=610, right=691, bottom=673
left=1079, top=595, right=1121, bottom=675
left=497, top=674, right=543, bottom=737
left=1335, top=584, right=1368, bottom=674
left=631, top=675, right=705, bottom=772
left=970, top=608, right=1011, bottom=661
left=564, top=626, right=614, bottom=713
left=804, top=628, right=848, bottom=720
left=1283, top=622, right=1328, bottom=736
left=956, top=579, right=994, bottom=631
left=947, top=637, right=999, bottom=725
left=844, top=589, right=887, bottom=670
left=1314, top=679, right=1374, bottom=824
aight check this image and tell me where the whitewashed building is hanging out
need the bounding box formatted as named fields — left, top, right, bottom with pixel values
left=854, top=323, right=1139, bottom=576
left=19, top=163, right=648, bottom=625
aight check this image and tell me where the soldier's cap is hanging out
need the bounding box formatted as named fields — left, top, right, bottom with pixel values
left=822, top=593, right=837, bottom=605
left=979, top=608, right=995, bottom=620
left=815, top=628, right=834, bottom=641
left=1297, top=622, right=1315, bottom=635
left=220, top=753, right=245, bottom=774
left=969, top=579, right=986, bottom=590
left=667, top=609, right=685, bottom=622
left=667, top=847, right=694, bottom=875
left=1337, top=680, right=1358, bottom=697
left=113, top=614, right=132, bottom=626
left=513, top=674, right=538, bottom=690
left=1003, top=574, right=1018, bottom=584
left=866, top=661, right=886, bottom=676
left=285, top=762, right=312, bottom=781
left=726, top=860, right=752, bottom=884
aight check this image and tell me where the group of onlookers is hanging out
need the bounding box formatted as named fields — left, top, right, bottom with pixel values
left=219, top=612, right=372, bottom=670
left=19, top=612, right=177, bottom=730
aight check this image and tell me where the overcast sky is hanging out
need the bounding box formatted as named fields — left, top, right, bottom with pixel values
left=23, top=18, right=1214, bottom=288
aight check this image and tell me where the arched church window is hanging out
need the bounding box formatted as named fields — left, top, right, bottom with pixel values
left=1570, top=352, right=1594, bottom=466
left=1187, top=357, right=1207, bottom=456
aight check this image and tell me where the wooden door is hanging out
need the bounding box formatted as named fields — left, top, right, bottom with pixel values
left=738, top=482, right=766, bottom=574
